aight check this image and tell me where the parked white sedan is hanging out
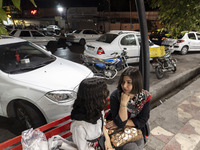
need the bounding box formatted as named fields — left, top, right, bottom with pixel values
left=84, top=30, right=160, bottom=63
left=9, top=29, right=56, bottom=48
left=0, top=36, right=93, bottom=133
left=162, top=31, right=200, bottom=55
left=66, top=29, right=101, bottom=45
left=46, top=25, right=61, bottom=35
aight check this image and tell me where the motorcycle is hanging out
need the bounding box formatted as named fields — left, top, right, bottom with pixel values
left=81, top=50, right=128, bottom=79
left=151, top=49, right=177, bottom=79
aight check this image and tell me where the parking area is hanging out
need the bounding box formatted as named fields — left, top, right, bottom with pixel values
left=1, top=43, right=200, bottom=143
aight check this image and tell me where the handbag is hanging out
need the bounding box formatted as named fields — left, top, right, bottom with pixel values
left=108, top=126, right=143, bottom=147
left=48, top=135, right=77, bottom=150
left=87, top=116, right=105, bottom=150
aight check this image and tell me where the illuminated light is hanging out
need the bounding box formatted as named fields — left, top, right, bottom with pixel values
left=97, top=47, right=105, bottom=55
left=58, top=7, right=63, bottom=12
left=177, top=40, right=184, bottom=43
left=31, top=9, right=37, bottom=15
left=161, top=37, right=166, bottom=41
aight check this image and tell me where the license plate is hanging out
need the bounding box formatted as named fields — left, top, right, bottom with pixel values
left=88, top=46, right=94, bottom=51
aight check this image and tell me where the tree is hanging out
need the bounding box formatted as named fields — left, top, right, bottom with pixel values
left=0, top=0, right=36, bottom=35
left=148, top=0, right=200, bottom=37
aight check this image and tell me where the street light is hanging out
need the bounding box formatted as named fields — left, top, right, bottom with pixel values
left=57, top=4, right=63, bottom=16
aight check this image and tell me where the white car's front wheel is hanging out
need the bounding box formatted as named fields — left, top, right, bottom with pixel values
left=14, top=101, right=46, bottom=134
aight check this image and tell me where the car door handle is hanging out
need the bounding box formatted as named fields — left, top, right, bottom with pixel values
left=123, top=48, right=127, bottom=50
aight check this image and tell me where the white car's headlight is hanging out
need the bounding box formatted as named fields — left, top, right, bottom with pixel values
left=45, top=90, right=77, bottom=103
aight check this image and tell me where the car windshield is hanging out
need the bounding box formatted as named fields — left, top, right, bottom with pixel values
left=96, top=34, right=118, bottom=43
left=0, top=41, right=56, bottom=74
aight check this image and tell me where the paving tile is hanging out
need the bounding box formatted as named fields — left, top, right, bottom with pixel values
left=150, top=126, right=174, bottom=143
left=194, top=141, right=200, bottom=150
left=194, top=92, right=200, bottom=99
left=144, top=135, right=165, bottom=150
left=163, top=133, right=200, bottom=150
left=163, top=139, right=181, bottom=150
left=178, top=123, right=197, bottom=135
left=193, top=112, right=200, bottom=120
left=188, top=119, right=200, bottom=135
left=177, top=106, right=192, bottom=122
left=177, top=97, right=200, bottom=122
left=163, top=119, right=200, bottom=150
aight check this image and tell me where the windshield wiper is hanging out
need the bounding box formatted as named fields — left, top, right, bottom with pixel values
left=41, top=57, right=56, bottom=65
left=8, top=57, right=56, bottom=74
left=8, top=65, right=44, bottom=74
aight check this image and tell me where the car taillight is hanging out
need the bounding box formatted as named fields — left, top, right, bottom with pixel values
left=97, top=47, right=105, bottom=55
left=177, top=40, right=184, bottom=43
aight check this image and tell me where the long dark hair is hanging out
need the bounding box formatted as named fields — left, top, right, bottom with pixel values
left=72, top=77, right=109, bottom=123
left=117, top=67, right=143, bottom=95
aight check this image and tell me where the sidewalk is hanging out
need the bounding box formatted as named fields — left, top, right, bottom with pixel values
left=144, top=75, right=200, bottom=150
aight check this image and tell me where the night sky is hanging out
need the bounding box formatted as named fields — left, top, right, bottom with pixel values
left=30, top=0, right=153, bottom=11
left=34, top=0, right=104, bottom=8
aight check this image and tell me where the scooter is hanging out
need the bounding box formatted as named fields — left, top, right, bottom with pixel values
left=151, top=49, right=177, bottom=79
left=81, top=50, right=128, bottom=79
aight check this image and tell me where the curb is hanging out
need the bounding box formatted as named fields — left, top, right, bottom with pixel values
left=150, top=65, right=200, bottom=108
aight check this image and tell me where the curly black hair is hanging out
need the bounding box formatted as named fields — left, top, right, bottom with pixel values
left=117, top=67, right=143, bottom=95
left=72, top=77, right=109, bottom=123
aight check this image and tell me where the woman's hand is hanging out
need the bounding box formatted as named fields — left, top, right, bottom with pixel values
left=103, top=126, right=115, bottom=150
left=120, top=92, right=130, bottom=105
left=105, top=139, right=114, bottom=150
left=105, top=120, right=118, bottom=130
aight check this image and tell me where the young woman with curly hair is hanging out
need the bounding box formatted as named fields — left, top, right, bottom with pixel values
left=70, top=77, right=114, bottom=150
left=106, top=67, right=151, bottom=150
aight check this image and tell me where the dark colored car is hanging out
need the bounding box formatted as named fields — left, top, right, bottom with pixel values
left=149, top=30, right=169, bottom=45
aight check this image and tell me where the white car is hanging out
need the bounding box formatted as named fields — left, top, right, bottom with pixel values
left=0, top=36, right=93, bottom=132
left=84, top=30, right=160, bottom=63
left=46, top=25, right=61, bottom=35
left=9, top=29, right=56, bottom=48
left=66, top=29, right=101, bottom=45
left=162, top=31, right=200, bottom=54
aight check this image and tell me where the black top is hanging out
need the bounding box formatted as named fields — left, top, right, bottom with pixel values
left=109, top=89, right=151, bottom=137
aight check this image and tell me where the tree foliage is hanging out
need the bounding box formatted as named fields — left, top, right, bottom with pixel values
left=148, top=0, right=200, bottom=37
left=0, top=0, right=36, bottom=36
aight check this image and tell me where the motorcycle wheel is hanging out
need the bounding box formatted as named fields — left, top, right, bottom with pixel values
left=172, top=60, right=177, bottom=73
left=104, top=69, right=117, bottom=79
left=155, top=66, right=164, bottom=79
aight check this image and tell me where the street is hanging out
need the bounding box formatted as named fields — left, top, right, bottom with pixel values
left=53, top=43, right=200, bottom=94
left=1, top=43, right=200, bottom=144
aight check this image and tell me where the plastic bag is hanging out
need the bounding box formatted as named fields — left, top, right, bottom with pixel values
left=21, top=128, right=48, bottom=150
left=48, top=135, right=77, bottom=150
